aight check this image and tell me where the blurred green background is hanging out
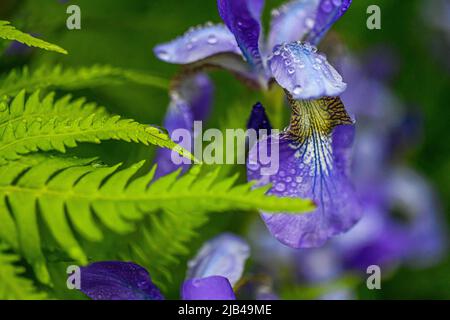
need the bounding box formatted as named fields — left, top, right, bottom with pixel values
left=0, top=0, right=448, bottom=299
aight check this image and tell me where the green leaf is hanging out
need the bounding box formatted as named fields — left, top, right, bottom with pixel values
left=0, top=20, right=67, bottom=54
left=0, top=64, right=169, bottom=97
left=0, top=154, right=314, bottom=284
left=0, top=244, right=47, bottom=300
left=0, top=90, right=193, bottom=164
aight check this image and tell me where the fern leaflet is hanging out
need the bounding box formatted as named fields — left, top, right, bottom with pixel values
left=0, top=20, right=67, bottom=54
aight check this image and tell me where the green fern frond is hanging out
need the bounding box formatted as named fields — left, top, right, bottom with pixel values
left=0, top=20, right=67, bottom=54
left=0, top=154, right=314, bottom=284
left=0, top=244, right=47, bottom=299
left=124, top=209, right=209, bottom=288
left=0, top=91, right=193, bottom=164
left=0, top=64, right=169, bottom=97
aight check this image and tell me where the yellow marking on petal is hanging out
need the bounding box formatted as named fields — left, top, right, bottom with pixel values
left=285, top=92, right=352, bottom=142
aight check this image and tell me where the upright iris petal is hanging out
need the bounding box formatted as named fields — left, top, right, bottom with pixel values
left=186, top=233, right=250, bottom=287
left=307, top=0, right=352, bottom=45
left=267, top=0, right=320, bottom=51
left=154, top=74, right=213, bottom=178
left=247, top=98, right=360, bottom=248
left=80, top=261, right=164, bottom=300
left=217, top=0, right=265, bottom=73
left=268, top=42, right=347, bottom=100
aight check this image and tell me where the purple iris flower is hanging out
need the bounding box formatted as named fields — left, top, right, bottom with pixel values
left=248, top=48, right=446, bottom=297
left=79, top=233, right=250, bottom=300
left=154, top=73, right=213, bottom=178
left=154, top=0, right=358, bottom=249
left=154, top=0, right=352, bottom=100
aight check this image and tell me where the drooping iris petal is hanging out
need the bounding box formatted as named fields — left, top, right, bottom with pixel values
left=154, top=23, right=242, bottom=64
left=187, top=233, right=250, bottom=287
left=154, top=74, right=213, bottom=178
left=307, top=0, right=352, bottom=45
left=80, top=261, right=164, bottom=300
left=217, top=0, right=265, bottom=73
left=247, top=98, right=360, bottom=248
left=267, top=0, right=320, bottom=51
left=182, top=276, right=236, bottom=300
left=268, top=42, right=346, bottom=100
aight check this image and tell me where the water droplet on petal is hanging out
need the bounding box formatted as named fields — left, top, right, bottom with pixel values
left=156, top=50, right=170, bottom=61
left=275, top=183, right=286, bottom=192
left=288, top=67, right=295, bottom=74
left=207, top=34, right=218, bottom=45
left=321, top=0, right=333, bottom=13
left=293, top=85, right=303, bottom=96
left=305, top=18, right=315, bottom=29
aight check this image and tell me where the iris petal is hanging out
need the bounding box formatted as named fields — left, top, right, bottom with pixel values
left=267, top=0, right=320, bottom=51
left=307, top=0, right=352, bottom=45
left=268, top=42, right=346, bottom=100
left=247, top=102, right=272, bottom=133
left=80, top=261, right=164, bottom=300
left=182, top=276, right=236, bottom=300
left=187, top=233, right=250, bottom=287
left=154, top=74, right=213, bottom=178
left=247, top=98, right=360, bottom=248
left=154, top=23, right=242, bottom=64
left=217, top=0, right=265, bottom=73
